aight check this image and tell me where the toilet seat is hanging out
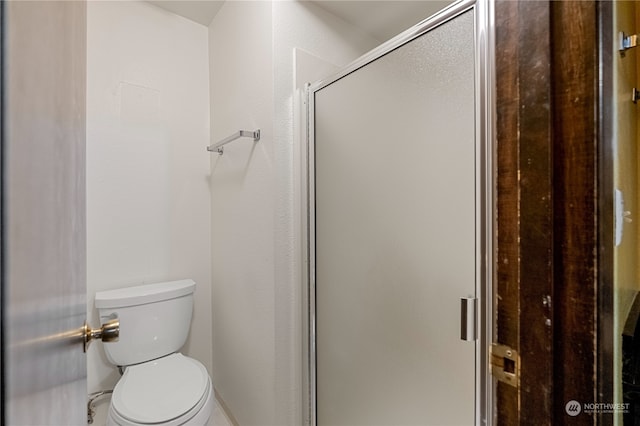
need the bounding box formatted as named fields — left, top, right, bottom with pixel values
left=109, top=353, right=212, bottom=425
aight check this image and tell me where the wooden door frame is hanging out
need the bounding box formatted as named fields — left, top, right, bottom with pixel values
left=495, top=0, right=602, bottom=424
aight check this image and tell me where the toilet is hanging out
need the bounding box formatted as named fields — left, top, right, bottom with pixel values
left=95, top=279, right=214, bottom=426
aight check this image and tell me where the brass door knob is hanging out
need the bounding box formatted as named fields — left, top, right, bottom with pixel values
left=83, top=315, right=119, bottom=352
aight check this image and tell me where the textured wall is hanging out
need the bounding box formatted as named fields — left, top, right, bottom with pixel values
left=272, top=3, right=379, bottom=424
left=86, top=0, right=212, bottom=407
left=209, top=2, right=276, bottom=423
left=209, top=2, right=378, bottom=424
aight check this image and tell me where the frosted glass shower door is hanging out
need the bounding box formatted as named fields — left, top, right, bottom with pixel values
left=312, top=9, right=477, bottom=426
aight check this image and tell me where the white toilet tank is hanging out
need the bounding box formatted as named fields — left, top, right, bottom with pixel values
left=95, top=279, right=196, bottom=366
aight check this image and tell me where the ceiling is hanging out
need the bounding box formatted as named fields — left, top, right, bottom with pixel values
left=312, top=1, right=453, bottom=42
left=147, top=0, right=224, bottom=26
left=148, top=0, right=453, bottom=42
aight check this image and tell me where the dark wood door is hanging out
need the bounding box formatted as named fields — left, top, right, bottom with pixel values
left=494, top=1, right=599, bottom=424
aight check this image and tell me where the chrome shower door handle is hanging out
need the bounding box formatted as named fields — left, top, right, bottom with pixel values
left=83, top=314, right=119, bottom=352
left=460, top=297, right=477, bottom=341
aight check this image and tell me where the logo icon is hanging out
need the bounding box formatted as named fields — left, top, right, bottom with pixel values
left=565, top=400, right=582, bottom=416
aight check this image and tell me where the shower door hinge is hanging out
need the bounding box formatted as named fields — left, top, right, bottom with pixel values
left=490, top=343, right=519, bottom=388
left=620, top=32, right=638, bottom=53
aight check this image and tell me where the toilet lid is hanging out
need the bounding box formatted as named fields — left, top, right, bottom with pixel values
left=112, top=353, right=209, bottom=424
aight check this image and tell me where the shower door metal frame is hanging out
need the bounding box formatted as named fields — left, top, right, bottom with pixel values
left=302, top=0, right=495, bottom=424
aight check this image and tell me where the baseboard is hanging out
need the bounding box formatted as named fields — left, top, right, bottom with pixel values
left=214, top=388, right=240, bottom=426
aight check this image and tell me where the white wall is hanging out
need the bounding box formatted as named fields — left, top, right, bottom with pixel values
left=208, top=2, right=275, bottom=424
left=209, top=2, right=378, bottom=424
left=86, top=0, right=212, bottom=405
left=272, top=3, right=380, bottom=425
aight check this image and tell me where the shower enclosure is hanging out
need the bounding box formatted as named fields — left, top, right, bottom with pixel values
left=304, top=0, right=494, bottom=424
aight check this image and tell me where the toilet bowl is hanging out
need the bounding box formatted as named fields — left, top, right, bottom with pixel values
left=95, top=280, right=213, bottom=426
left=106, top=354, right=213, bottom=426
